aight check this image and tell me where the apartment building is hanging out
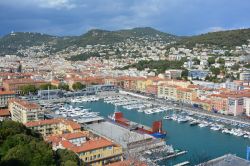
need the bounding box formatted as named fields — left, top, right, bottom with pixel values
left=3, top=78, right=47, bottom=93
left=0, top=91, right=15, bottom=108
left=47, top=133, right=123, bottom=166
left=9, top=99, right=44, bottom=124
left=25, top=118, right=81, bottom=137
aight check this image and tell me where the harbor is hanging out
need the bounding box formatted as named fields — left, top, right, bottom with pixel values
left=78, top=94, right=250, bottom=165
left=37, top=92, right=250, bottom=165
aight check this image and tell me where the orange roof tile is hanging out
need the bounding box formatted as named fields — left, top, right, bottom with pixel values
left=25, top=118, right=81, bottom=130
left=9, top=99, right=40, bottom=109
left=0, top=109, right=10, bottom=116
left=71, top=138, right=114, bottom=153
left=0, top=91, right=15, bottom=95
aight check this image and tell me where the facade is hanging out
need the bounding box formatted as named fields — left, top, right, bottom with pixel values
left=3, top=78, right=47, bottom=93
left=0, top=109, right=11, bottom=120
left=188, top=70, right=209, bottom=80
left=71, top=138, right=123, bottom=166
left=25, top=118, right=81, bottom=137
left=240, top=70, right=250, bottom=81
left=165, top=69, right=182, bottom=79
left=9, top=99, right=44, bottom=124
left=227, top=97, right=244, bottom=116
left=47, top=132, right=123, bottom=166
left=245, top=97, right=250, bottom=117
left=0, top=91, right=15, bottom=108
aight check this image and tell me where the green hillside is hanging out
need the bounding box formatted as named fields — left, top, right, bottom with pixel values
left=177, top=28, right=250, bottom=48
left=0, top=32, right=59, bottom=56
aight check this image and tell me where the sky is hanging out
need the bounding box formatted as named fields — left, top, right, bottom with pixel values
left=0, top=0, right=250, bottom=36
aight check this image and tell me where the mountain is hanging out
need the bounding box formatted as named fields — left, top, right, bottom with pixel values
left=0, top=32, right=61, bottom=56
left=0, top=27, right=177, bottom=56
left=176, top=28, right=250, bottom=48
left=1, top=27, right=250, bottom=56
left=64, top=27, right=178, bottom=47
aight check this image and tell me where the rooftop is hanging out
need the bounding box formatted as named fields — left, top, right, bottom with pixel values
left=9, top=99, right=40, bottom=109
left=70, top=138, right=115, bottom=153
left=198, top=154, right=250, bottom=166
left=25, top=118, right=81, bottom=130
left=0, top=91, right=15, bottom=95
left=86, top=121, right=153, bottom=148
left=0, top=109, right=11, bottom=117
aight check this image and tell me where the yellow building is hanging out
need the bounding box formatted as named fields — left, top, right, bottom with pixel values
left=72, top=138, right=123, bottom=166
left=176, top=87, right=197, bottom=104
left=158, top=84, right=178, bottom=100
left=9, top=99, right=44, bottom=124
left=135, top=78, right=147, bottom=92
left=46, top=131, right=123, bottom=166
left=25, top=118, right=81, bottom=137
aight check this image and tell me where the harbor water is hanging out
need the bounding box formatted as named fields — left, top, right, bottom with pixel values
left=78, top=100, right=250, bottom=165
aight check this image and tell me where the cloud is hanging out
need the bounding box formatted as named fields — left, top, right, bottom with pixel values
left=0, top=0, right=77, bottom=10
left=37, top=0, right=76, bottom=10
left=0, top=0, right=250, bottom=36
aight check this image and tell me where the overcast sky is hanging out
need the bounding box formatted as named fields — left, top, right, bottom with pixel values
left=0, top=0, right=250, bottom=36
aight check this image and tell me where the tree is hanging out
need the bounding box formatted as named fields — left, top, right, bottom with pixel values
left=181, top=69, right=189, bottom=77
left=39, top=83, right=57, bottom=90
left=0, top=121, right=55, bottom=166
left=56, top=149, right=80, bottom=166
left=217, top=58, right=225, bottom=65
left=20, top=85, right=37, bottom=95
left=210, top=67, right=220, bottom=75
left=207, top=57, right=216, bottom=66
left=192, top=58, right=200, bottom=65
left=58, top=83, right=69, bottom=91
left=231, top=64, right=240, bottom=71
left=72, top=82, right=86, bottom=91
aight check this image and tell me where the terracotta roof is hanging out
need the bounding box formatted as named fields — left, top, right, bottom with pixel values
left=25, top=118, right=81, bottom=130
left=3, top=78, right=47, bottom=84
left=62, top=132, right=87, bottom=140
left=9, top=99, right=40, bottom=109
left=71, top=138, right=114, bottom=153
left=61, top=140, right=75, bottom=148
left=0, top=91, right=15, bottom=95
left=0, top=109, right=10, bottom=116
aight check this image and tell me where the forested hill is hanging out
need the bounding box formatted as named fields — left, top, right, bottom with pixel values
left=176, top=28, right=250, bottom=48
left=1, top=27, right=250, bottom=56
left=0, top=27, right=177, bottom=56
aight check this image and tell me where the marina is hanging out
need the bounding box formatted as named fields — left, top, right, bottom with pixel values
left=39, top=92, right=250, bottom=165
left=78, top=94, right=250, bottom=165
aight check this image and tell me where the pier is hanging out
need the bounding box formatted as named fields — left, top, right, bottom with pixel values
left=174, top=161, right=190, bottom=166
left=153, top=151, right=188, bottom=162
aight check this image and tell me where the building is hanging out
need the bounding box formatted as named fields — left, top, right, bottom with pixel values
left=188, top=70, right=209, bottom=80
left=0, top=109, right=11, bottom=120
left=240, top=70, right=250, bottom=81
left=25, top=118, right=81, bottom=137
left=197, top=154, right=250, bottom=166
left=37, top=89, right=63, bottom=99
left=9, top=99, right=44, bottom=124
left=46, top=132, right=89, bottom=150
left=3, top=78, right=47, bottom=93
left=0, top=91, right=15, bottom=108
left=68, top=138, right=123, bottom=166
left=245, top=97, right=250, bottom=117
left=165, top=69, right=182, bottom=79
left=227, top=97, right=244, bottom=116
left=47, top=131, right=123, bottom=166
